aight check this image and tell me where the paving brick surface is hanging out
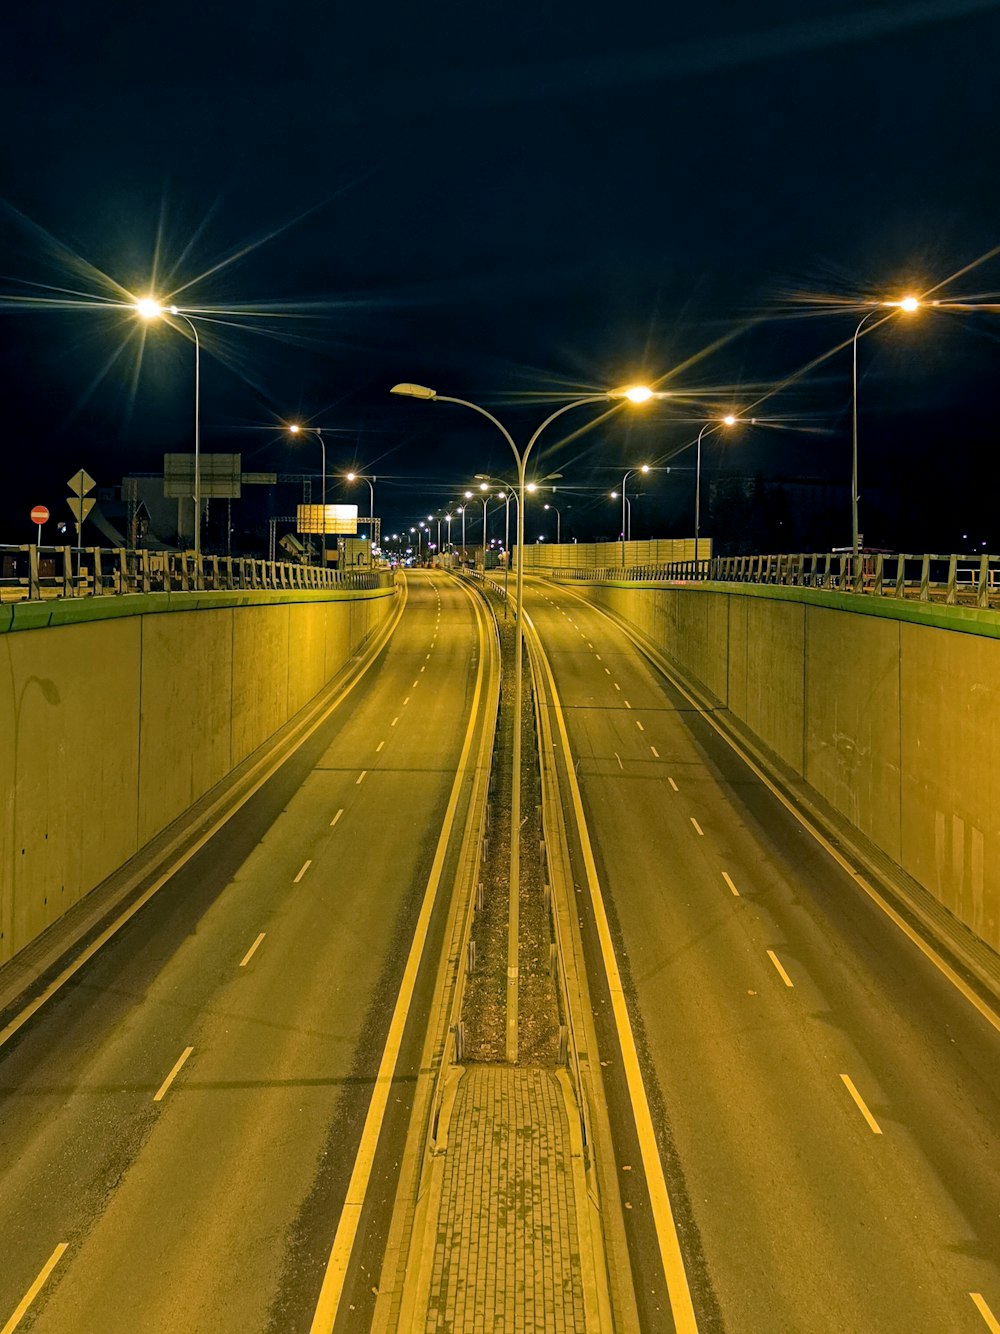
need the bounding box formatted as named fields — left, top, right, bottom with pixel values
left=424, top=1065, right=585, bottom=1333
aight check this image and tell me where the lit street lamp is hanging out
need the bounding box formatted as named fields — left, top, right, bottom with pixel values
left=288, top=424, right=328, bottom=563
left=346, top=471, right=376, bottom=563
left=851, top=295, right=920, bottom=578
left=694, top=415, right=739, bottom=572
left=135, top=298, right=203, bottom=565
left=543, top=502, right=561, bottom=544
left=619, top=464, right=649, bottom=564
left=390, top=380, right=657, bottom=1062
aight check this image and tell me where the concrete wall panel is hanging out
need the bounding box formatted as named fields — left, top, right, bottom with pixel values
left=1, top=620, right=141, bottom=964
left=804, top=607, right=902, bottom=859
left=741, top=599, right=805, bottom=773
left=0, top=588, right=395, bottom=967
left=898, top=623, right=1000, bottom=951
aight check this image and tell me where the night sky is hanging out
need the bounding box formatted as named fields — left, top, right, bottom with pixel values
left=2, top=1, right=999, bottom=554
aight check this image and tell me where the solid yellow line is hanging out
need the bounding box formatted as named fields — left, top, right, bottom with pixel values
left=766, top=949, right=794, bottom=988
left=840, top=1073, right=882, bottom=1134
left=972, top=1293, right=1000, bottom=1332
left=239, top=933, right=266, bottom=968
left=308, top=580, right=488, bottom=1334
left=1, top=1243, right=68, bottom=1334
left=571, top=592, right=1000, bottom=1042
left=153, top=1046, right=194, bottom=1103
left=527, top=608, right=699, bottom=1333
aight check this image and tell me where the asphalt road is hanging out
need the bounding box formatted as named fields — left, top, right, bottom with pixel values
left=0, top=572, right=484, bottom=1334
left=526, top=578, right=1000, bottom=1334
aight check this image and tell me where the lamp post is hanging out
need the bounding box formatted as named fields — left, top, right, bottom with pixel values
left=346, top=472, right=376, bottom=563
left=544, top=503, right=561, bottom=544
left=694, top=415, right=738, bottom=573
left=288, top=424, right=328, bottom=563
left=457, top=505, right=466, bottom=561
left=851, top=295, right=920, bottom=580
left=135, top=299, right=203, bottom=567
left=390, top=380, right=656, bottom=1062
left=620, top=464, right=649, bottom=564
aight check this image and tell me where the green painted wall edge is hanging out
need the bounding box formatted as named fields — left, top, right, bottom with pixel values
left=552, top=576, right=1000, bottom=641
left=0, top=583, right=397, bottom=635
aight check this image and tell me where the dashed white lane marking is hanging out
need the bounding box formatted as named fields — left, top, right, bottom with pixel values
left=153, top=1046, right=194, bottom=1102
left=614, top=753, right=623, bottom=770
left=971, top=1293, right=1000, bottom=1333
left=330, top=808, right=344, bottom=827
left=391, top=717, right=399, bottom=727
left=403, top=697, right=410, bottom=706
left=425, top=654, right=431, bottom=660
left=722, top=871, right=740, bottom=896
left=376, top=741, right=385, bottom=753
left=636, top=721, right=645, bottom=732
left=614, top=683, right=621, bottom=692
left=420, top=665, right=426, bottom=673
left=767, top=949, right=794, bottom=987
left=650, top=746, right=660, bottom=759
left=604, top=667, right=611, bottom=676
left=1, top=1242, right=68, bottom=1334
left=840, top=1074, right=883, bottom=1134
left=294, top=860, right=312, bottom=883
left=411, top=679, right=419, bottom=688
left=588, top=642, right=594, bottom=649
left=668, top=777, right=679, bottom=792
left=624, top=699, right=632, bottom=708
left=356, top=770, right=367, bottom=786
left=240, top=933, right=266, bottom=968
left=690, top=817, right=704, bottom=836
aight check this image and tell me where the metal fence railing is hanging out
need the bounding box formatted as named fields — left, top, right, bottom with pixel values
left=0, top=544, right=395, bottom=602
left=553, top=551, right=1000, bottom=610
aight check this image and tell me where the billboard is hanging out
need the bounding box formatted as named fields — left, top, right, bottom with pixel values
left=297, top=503, right=358, bottom=535
left=164, top=453, right=242, bottom=499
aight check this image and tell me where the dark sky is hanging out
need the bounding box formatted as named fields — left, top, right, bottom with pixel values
left=2, top=0, right=1000, bottom=552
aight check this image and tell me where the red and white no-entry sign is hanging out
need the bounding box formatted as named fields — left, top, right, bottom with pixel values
left=30, top=505, right=50, bottom=525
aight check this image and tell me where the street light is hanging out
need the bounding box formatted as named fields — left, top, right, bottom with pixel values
left=390, top=380, right=655, bottom=1062
left=135, top=298, right=203, bottom=565
left=543, top=503, right=561, bottom=544
left=288, top=424, right=327, bottom=563
left=694, top=415, right=739, bottom=572
left=346, top=471, right=376, bottom=564
left=619, top=463, right=650, bottom=563
left=851, top=295, right=920, bottom=578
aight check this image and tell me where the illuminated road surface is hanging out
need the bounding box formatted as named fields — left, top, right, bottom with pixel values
left=527, top=579, right=1000, bottom=1334
left=0, top=573, right=485, bottom=1334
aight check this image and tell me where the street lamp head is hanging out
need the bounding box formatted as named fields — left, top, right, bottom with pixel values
left=610, top=490, right=619, bottom=499
left=346, top=471, right=356, bottom=481
left=900, top=295, right=920, bottom=313
left=288, top=423, right=301, bottom=434
left=479, top=482, right=489, bottom=492
left=640, top=464, right=650, bottom=473
left=135, top=297, right=163, bottom=320
left=526, top=482, right=537, bottom=493
left=722, top=414, right=737, bottom=426
left=390, top=382, right=437, bottom=400
left=608, top=384, right=656, bottom=403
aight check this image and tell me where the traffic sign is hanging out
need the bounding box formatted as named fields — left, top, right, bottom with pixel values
left=67, top=469, right=96, bottom=497
left=67, top=496, right=96, bottom=523
left=30, top=505, right=50, bottom=525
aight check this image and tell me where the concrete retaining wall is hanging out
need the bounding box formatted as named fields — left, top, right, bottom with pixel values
left=572, top=580, right=1000, bottom=957
left=0, top=588, right=395, bottom=966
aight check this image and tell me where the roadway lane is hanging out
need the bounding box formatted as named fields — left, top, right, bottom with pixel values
left=527, top=579, right=1000, bottom=1334
left=0, top=572, right=485, bottom=1333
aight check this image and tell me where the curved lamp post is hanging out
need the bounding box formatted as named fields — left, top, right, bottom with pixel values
left=851, top=295, right=919, bottom=579
left=288, top=424, right=327, bottom=562
left=544, top=502, right=561, bottom=544
left=346, top=471, right=376, bottom=563
left=694, top=415, right=739, bottom=572
left=620, top=464, right=650, bottom=562
left=390, top=380, right=656, bottom=1061
left=135, top=299, right=203, bottom=566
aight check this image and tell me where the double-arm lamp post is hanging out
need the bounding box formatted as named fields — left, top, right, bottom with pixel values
left=390, top=381, right=657, bottom=1061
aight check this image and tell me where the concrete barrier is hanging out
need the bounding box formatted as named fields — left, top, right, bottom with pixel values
left=0, top=586, right=397, bottom=966
left=563, top=578, right=1000, bottom=958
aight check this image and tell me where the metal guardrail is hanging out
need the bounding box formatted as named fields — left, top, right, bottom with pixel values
left=555, top=551, right=1000, bottom=610
left=0, top=544, right=394, bottom=601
